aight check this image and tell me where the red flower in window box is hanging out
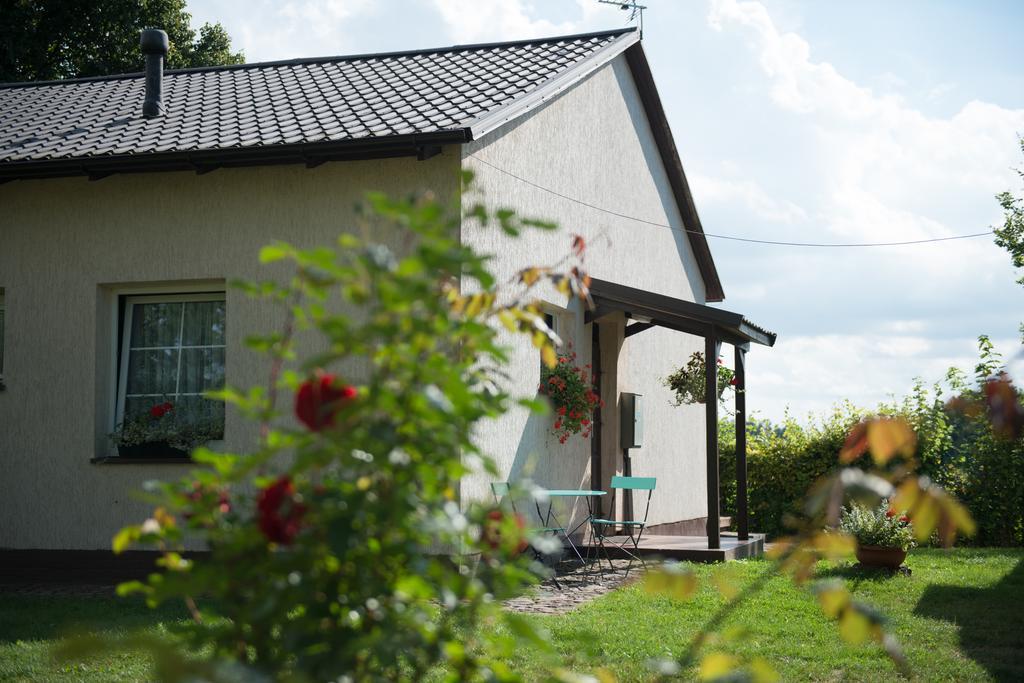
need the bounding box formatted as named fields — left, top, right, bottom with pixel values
left=257, top=476, right=306, bottom=545
left=149, top=402, right=174, bottom=419
left=294, top=373, right=358, bottom=432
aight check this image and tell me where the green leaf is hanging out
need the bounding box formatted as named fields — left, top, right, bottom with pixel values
left=112, top=526, right=139, bottom=554
left=258, top=242, right=292, bottom=263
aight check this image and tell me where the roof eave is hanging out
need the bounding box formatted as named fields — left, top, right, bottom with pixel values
left=622, top=43, right=725, bottom=303
left=0, top=129, right=471, bottom=183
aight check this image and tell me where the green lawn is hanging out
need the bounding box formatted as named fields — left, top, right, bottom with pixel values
left=1, top=548, right=1021, bottom=682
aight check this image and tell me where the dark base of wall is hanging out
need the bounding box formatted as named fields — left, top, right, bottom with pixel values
left=646, top=516, right=733, bottom=536
left=0, top=549, right=208, bottom=585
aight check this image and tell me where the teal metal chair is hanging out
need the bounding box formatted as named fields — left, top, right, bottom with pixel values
left=589, top=476, right=656, bottom=576
left=490, top=482, right=565, bottom=586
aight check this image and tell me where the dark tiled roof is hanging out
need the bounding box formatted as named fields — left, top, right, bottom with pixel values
left=0, top=29, right=635, bottom=167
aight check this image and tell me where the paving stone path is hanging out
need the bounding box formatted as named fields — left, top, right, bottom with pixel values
left=2, top=560, right=646, bottom=612
left=504, top=559, right=642, bottom=615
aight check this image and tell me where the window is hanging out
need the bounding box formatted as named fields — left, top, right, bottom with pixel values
left=116, top=293, right=226, bottom=434
left=540, top=310, right=566, bottom=371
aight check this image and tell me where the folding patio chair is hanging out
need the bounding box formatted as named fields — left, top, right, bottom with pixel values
left=589, top=476, right=656, bottom=576
left=490, top=482, right=563, bottom=587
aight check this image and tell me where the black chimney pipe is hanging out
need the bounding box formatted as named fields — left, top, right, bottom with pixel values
left=140, top=28, right=168, bottom=118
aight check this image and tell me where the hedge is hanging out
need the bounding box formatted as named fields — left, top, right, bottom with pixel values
left=718, top=371, right=1024, bottom=545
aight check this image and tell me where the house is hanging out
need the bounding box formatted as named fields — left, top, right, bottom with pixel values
left=0, top=26, right=774, bottom=569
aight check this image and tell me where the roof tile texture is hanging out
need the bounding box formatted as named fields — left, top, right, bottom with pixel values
left=0, top=31, right=625, bottom=163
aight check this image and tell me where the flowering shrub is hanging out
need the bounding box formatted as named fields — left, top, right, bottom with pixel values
left=109, top=400, right=222, bottom=452
left=663, top=351, right=735, bottom=406
left=839, top=501, right=916, bottom=551
left=256, top=476, right=307, bottom=545
left=482, top=509, right=529, bottom=556
left=539, top=349, right=602, bottom=442
left=293, top=372, right=358, bottom=431
left=106, top=177, right=594, bottom=681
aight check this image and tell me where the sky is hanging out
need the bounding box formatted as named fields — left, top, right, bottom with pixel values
left=187, top=0, right=1024, bottom=422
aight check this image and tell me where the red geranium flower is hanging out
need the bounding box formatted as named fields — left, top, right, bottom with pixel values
left=886, top=509, right=896, bottom=518
left=482, top=509, right=528, bottom=555
left=294, top=373, right=357, bottom=431
left=257, top=476, right=306, bottom=545
left=149, top=402, right=174, bottom=419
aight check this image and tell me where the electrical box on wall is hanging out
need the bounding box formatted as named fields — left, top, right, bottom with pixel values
left=620, top=392, right=643, bottom=449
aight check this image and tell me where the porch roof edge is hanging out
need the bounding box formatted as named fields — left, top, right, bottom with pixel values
left=586, top=278, right=777, bottom=347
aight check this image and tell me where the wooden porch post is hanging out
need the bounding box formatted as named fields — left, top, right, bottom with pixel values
left=705, top=330, right=721, bottom=550
left=735, top=345, right=749, bottom=541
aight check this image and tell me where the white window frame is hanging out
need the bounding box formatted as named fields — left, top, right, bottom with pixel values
left=540, top=304, right=571, bottom=349
left=115, top=291, right=226, bottom=428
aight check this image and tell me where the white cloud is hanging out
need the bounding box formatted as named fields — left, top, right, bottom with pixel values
left=927, top=82, right=957, bottom=101
left=429, top=0, right=614, bottom=43
left=689, top=173, right=808, bottom=224
left=747, top=333, right=1018, bottom=420
left=704, top=0, right=1024, bottom=419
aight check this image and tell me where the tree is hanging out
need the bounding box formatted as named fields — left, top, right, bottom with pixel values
left=0, top=0, right=243, bottom=82
left=994, top=137, right=1024, bottom=287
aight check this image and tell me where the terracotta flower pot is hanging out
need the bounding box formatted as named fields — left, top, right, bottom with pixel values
left=855, top=545, right=907, bottom=569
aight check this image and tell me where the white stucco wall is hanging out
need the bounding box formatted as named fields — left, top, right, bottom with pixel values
left=0, top=153, right=459, bottom=550
left=460, top=55, right=711, bottom=529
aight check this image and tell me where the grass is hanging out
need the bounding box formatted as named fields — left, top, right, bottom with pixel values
left=1, top=548, right=1020, bottom=682
left=0, top=595, right=190, bottom=682
left=500, top=548, right=1024, bottom=681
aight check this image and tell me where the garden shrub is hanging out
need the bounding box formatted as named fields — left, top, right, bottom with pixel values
left=720, top=338, right=1024, bottom=545
left=105, top=177, right=592, bottom=681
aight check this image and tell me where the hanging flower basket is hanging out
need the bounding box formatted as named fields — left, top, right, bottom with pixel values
left=539, top=349, right=603, bottom=443
left=662, top=352, right=736, bottom=405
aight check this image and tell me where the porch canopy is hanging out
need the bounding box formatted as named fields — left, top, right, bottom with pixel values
left=585, top=278, right=777, bottom=550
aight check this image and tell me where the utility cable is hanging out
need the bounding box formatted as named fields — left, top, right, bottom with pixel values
left=467, top=154, right=994, bottom=248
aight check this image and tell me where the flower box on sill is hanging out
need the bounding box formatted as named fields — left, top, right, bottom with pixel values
left=117, top=441, right=190, bottom=459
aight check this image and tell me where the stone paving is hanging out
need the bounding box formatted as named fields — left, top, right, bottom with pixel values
left=1, top=559, right=645, bottom=611
left=504, top=559, right=643, bottom=615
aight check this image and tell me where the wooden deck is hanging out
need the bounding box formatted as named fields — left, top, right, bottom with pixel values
left=581, top=533, right=765, bottom=563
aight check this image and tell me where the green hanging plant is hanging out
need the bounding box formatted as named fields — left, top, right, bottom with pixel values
left=663, top=351, right=736, bottom=406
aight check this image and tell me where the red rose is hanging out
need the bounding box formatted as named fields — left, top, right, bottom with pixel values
left=886, top=509, right=896, bottom=518
left=581, top=419, right=590, bottom=426
left=482, top=509, right=528, bottom=555
left=557, top=406, right=567, bottom=416
left=900, top=515, right=910, bottom=524
left=149, top=402, right=173, bottom=418
left=257, top=476, right=306, bottom=545
left=729, top=377, right=738, bottom=386
left=294, top=374, right=357, bottom=431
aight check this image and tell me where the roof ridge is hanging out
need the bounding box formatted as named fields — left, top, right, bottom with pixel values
left=0, top=26, right=636, bottom=90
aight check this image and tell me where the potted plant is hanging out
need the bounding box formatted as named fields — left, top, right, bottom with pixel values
left=839, top=500, right=916, bottom=569
left=663, top=351, right=736, bottom=406
left=110, top=401, right=223, bottom=459
left=538, top=349, right=602, bottom=444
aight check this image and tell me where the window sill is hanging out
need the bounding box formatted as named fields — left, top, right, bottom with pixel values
left=90, top=456, right=195, bottom=465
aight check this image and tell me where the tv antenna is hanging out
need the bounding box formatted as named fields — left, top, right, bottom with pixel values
left=598, top=0, right=647, bottom=37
